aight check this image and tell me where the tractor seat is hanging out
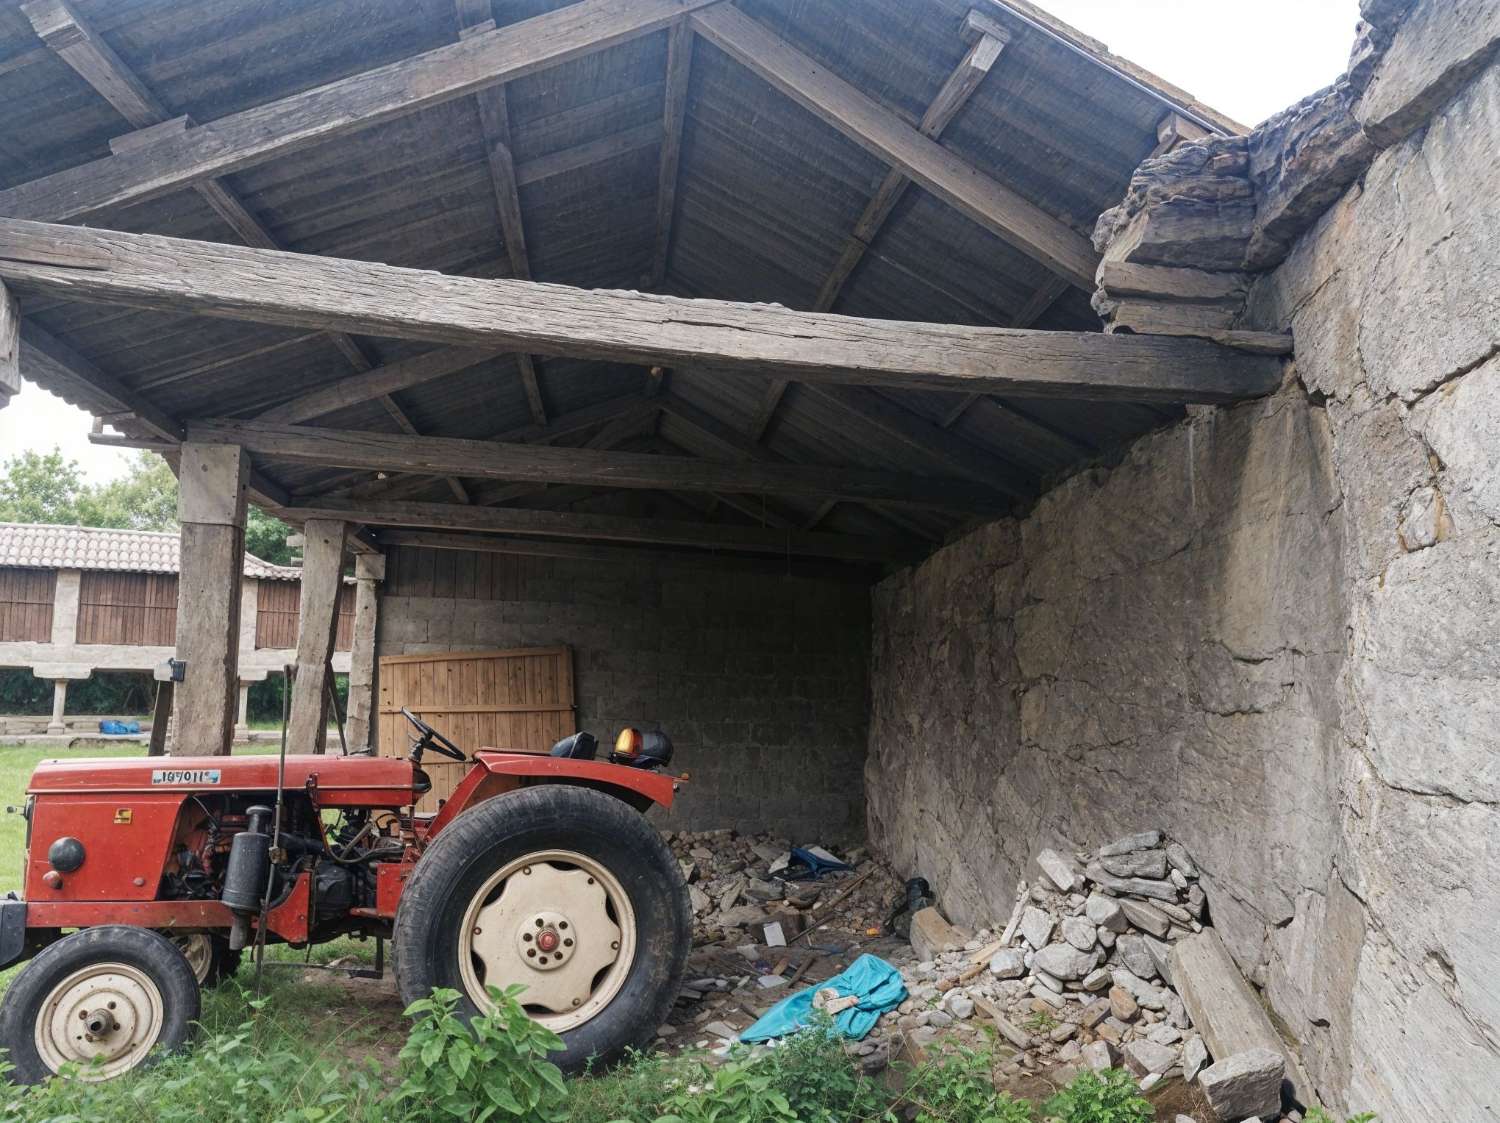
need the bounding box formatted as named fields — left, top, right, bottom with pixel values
left=549, top=732, right=599, bottom=760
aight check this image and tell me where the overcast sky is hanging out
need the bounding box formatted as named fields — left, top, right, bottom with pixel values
left=0, top=0, right=1361, bottom=485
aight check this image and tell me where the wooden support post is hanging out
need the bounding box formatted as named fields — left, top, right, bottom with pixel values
left=286, top=518, right=348, bottom=753
left=148, top=680, right=173, bottom=757
left=171, top=442, right=249, bottom=756
left=0, top=280, right=18, bottom=409
left=344, top=552, right=384, bottom=752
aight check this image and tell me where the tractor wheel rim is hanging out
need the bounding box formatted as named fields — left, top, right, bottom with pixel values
left=459, top=849, right=636, bottom=1034
left=168, top=933, right=213, bottom=985
left=34, top=963, right=165, bottom=1081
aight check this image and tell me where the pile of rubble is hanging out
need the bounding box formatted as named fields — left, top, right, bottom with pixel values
left=884, top=830, right=1212, bottom=1090
left=664, top=829, right=899, bottom=944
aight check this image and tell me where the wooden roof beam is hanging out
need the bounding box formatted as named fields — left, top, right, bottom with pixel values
left=753, top=10, right=1009, bottom=440
left=455, top=5, right=547, bottom=425
left=648, top=19, right=695, bottom=288
left=0, top=219, right=1285, bottom=404
left=0, top=0, right=726, bottom=223
left=688, top=4, right=1099, bottom=290
left=167, top=418, right=1014, bottom=515
left=286, top=497, right=916, bottom=564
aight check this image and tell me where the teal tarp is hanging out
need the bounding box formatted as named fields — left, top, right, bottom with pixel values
left=740, top=954, right=907, bottom=1043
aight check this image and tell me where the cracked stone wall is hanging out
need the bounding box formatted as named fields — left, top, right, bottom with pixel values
left=868, top=13, right=1497, bottom=1119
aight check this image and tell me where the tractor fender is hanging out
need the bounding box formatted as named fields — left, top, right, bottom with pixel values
left=0, top=899, right=30, bottom=970
left=423, top=752, right=681, bottom=840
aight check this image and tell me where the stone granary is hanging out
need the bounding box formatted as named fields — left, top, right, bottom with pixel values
left=0, top=0, right=1493, bottom=1117
left=0, top=522, right=355, bottom=739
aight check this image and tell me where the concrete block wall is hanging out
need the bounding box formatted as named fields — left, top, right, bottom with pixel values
left=377, top=547, right=871, bottom=839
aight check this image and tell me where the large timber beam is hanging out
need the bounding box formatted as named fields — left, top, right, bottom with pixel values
left=0, top=0, right=722, bottom=223
left=289, top=497, right=916, bottom=564
left=177, top=417, right=1012, bottom=514
left=0, top=282, right=18, bottom=408
left=286, top=518, right=348, bottom=753
left=688, top=4, right=1099, bottom=290
left=648, top=19, right=694, bottom=287
left=0, top=219, right=1285, bottom=404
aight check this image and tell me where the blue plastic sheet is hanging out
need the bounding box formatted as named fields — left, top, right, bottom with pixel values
left=740, top=954, right=907, bottom=1043
left=99, top=720, right=141, bottom=735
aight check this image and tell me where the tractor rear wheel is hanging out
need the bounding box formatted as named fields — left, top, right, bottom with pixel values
left=163, top=932, right=241, bottom=988
left=0, top=926, right=200, bottom=1084
left=394, top=785, right=690, bottom=1073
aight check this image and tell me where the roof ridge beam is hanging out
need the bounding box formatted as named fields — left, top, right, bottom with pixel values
left=648, top=19, right=695, bottom=288
left=0, top=0, right=726, bottom=223
left=0, top=218, right=1286, bottom=404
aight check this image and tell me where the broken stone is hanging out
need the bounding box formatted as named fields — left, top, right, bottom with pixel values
left=974, top=996, right=1030, bottom=1048
left=909, top=907, right=963, bottom=961
left=1096, top=1020, right=1125, bottom=1045
left=1033, top=968, right=1065, bottom=993
left=1100, top=849, right=1169, bottom=879
left=1086, top=865, right=1179, bottom=901
left=1147, top=1023, right=1183, bottom=1046
left=1031, top=985, right=1066, bottom=1009
left=1116, top=935, right=1158, bottom=980
left=1183, top=1034, right=1209, bottom=1081
left=688, top=885, right=711, bottom=914
left=1085, top=894, right=1129, bottom=932
left=943, top=992, right=975, bottom=1020
left=1098, top=830, right=1163, bottom=857
left=703, top=1020, right=737, bottom=1040
left=1050, top=1022, right=1079, bottom=1043
left=1113, top=970, right=1168, bottom=1011
left=925, top=1010, right=954, bottom=1029
left=1081, top=966, right=1112, bottom=992
left=718, top=904, right=768, bottom=929
left=1056, top=1039, right=1082, bottom=1062
left=1109, top=985, right=1139, bottom=1022
left=1035, top=848, right=1078, bottom=892
left=744, top=878, right=783, bottom=902
left=1165, top=842, right=1199, bottom=878
left=1082, top=1040, right=1116, bottom=1072
left=989, top=948, right=1026, bottom=979
left=1034, top=942, right=1096, bottom=982
left=1080, top=999, right=1111, bottom=1028
left=1144, top=935, right=1174, bottom=983
left=1119, top=900, right=1173, bottom=938
left=757, top=975, right=788, bottom=989
left=1198, top=1048, right=1285, bottom=1122
left=1020, top=906, right=1055, bottom=950
left=1062, top=916, right=1098, bottom=951
left=717, top=878, right=746, bottom=912
left=1123, top=1038, right=1178, bottom=1077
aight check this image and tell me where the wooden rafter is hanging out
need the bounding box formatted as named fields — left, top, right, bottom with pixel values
left=752, top=10, right=1009, bottom=440
left=648, top=19, right=695, bottom=288
left=455, top=1, right=547, bottom=425
left=688, top=4, right=1099, bottom=289
left=0, top=0, right=725, bottom=223
left=0, top=219, right=1285, bottom=404
left=287, top=497, right=917, bottom=563
left=162, top=418, right=1015, bottom=514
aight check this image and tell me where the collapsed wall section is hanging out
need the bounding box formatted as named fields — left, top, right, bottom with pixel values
left=869, top=0, right=1499, bottom=1115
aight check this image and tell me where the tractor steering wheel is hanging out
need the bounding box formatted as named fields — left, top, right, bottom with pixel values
left=400, top=707, right=467, bottom=761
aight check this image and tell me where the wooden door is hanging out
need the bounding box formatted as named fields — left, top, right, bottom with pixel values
left=377, top=645, right=575, bottom=811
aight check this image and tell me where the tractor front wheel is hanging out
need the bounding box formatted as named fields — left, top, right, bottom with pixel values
left=393, top=785, right=690, bottom=1073
left=0, top=926, right=200, bottom=1084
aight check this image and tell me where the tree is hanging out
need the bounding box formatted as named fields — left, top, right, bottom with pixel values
left=0, top=448, right=87, bottom=524
left=77, top=451, right=180, bottom=531
left=246, top=507, right=296, bottom=566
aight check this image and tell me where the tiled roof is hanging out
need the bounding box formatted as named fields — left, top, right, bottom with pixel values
left=0, top=523, right=302, bottom=580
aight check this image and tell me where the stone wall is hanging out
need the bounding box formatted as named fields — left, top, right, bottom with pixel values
left=377, top=546, right=870, bottom=839
left=868, top=3, right=1498, bottom=1117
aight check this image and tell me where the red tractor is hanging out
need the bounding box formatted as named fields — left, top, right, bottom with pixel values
left=0, top=712, right=691, bottom=1084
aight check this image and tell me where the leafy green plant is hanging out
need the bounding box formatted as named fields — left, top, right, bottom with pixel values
left=1305, top=1110, right=1377, bottom=1123
left=395, top=985, right=568, bottom=1122
left=761, top=1016, right=889, bottom=1123
left=1041, top=1068, right=1151, bottom=1123
left=898, top=1046, right=1032, bottom=1123
left=653, top=1053, right=800, bottom=1123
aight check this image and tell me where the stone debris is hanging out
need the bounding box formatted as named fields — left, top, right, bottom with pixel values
left=1198, top=1047, right=1286, bottom=1121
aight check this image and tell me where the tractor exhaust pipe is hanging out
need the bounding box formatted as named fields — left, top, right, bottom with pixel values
left=222, top=805, right=272, bottom=951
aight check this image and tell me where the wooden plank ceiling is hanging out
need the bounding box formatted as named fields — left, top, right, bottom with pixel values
left=0, top=0, right=1245, bottom=574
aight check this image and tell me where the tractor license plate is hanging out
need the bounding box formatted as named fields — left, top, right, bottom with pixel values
left=150, top=769, right=222, bottom=785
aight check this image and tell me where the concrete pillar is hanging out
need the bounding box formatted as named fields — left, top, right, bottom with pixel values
left=286, top=519, right=348, bottom=753
left=0, top=281, right=18, bottom=411
left=345, top=553, right=385, bottom=752
left=171, top=442, right=249, bottom=756
left=234, top=680, right=252, bottom=742
left=238, top=577, right=260, bottom=663
left=47, top=679, right=67, bottom=735
left=50, top=570, right=81, bottom=648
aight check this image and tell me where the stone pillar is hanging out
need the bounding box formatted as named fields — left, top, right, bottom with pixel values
left=47, top=679, right=67, bottom=735
left=171, top=442, right=249, bottom=756
left=50, top=570, right=81, bottom=648
left=286, top=519, right=348, bottom=753
left=0, top=281, right=18, bottom=411
left=345, top=553, right=385, bottom=752
left=234, top=680, right=252, bottom=742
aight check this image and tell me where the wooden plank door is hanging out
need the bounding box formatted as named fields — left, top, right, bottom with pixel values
left=377, top=645, right=575, bottom=811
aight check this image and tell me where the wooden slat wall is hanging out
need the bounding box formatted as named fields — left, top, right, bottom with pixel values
left=77, top=571, right=177, bottom=646
left=256, top=581, right=355, bottom=650
left=0, top=566, right=55, bottom=642
left=377, top=645, right=575, bottom=812
left=384, top=544, right=528, bottom=601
